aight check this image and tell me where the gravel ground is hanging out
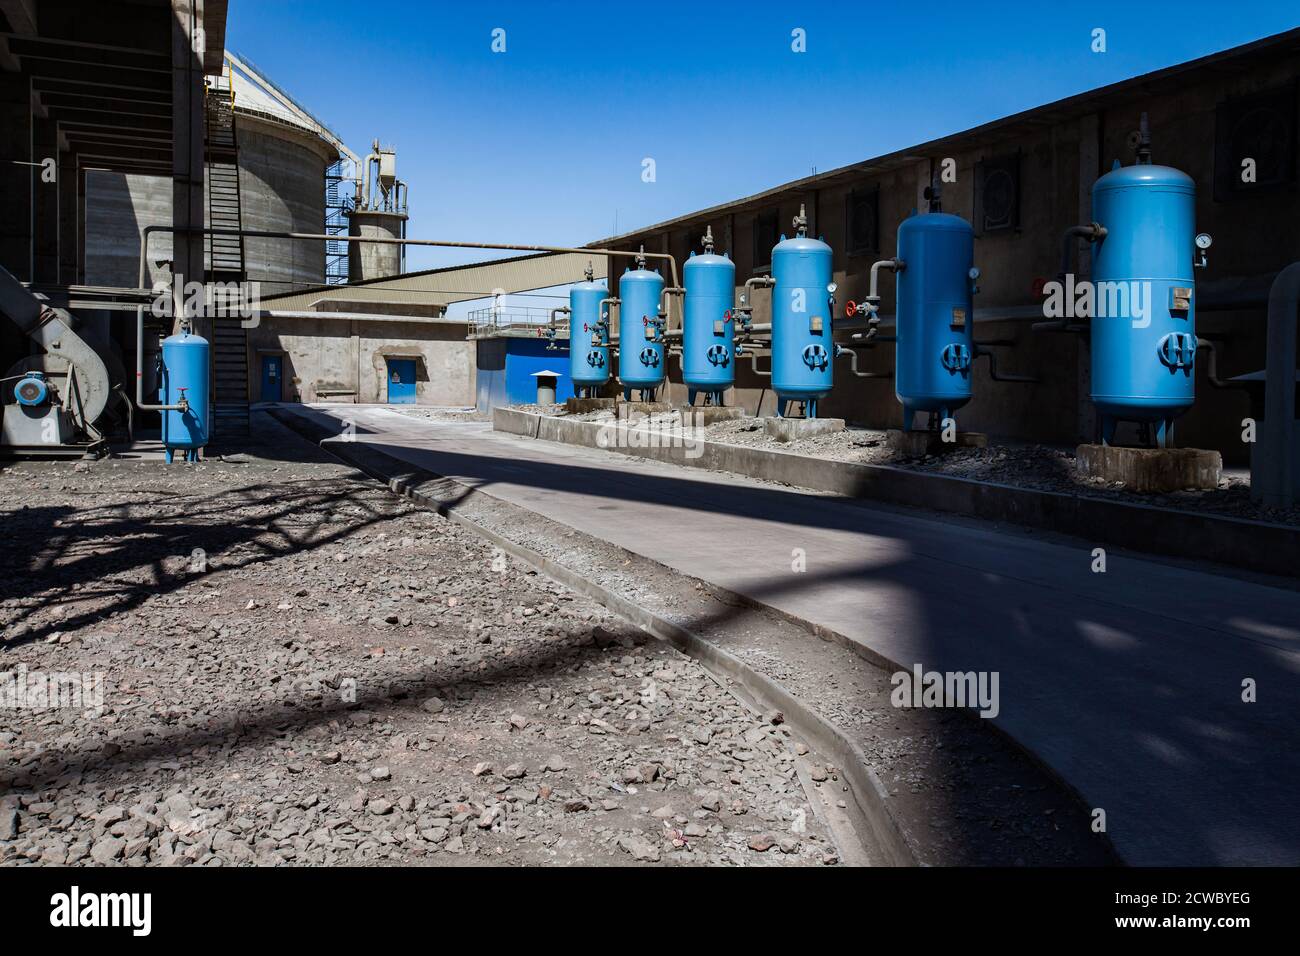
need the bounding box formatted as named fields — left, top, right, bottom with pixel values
left=389, top=406, right=490, bottom=424
left=0, top=430, right=838, bottom=867
left=552, top=405, right=1298, bottom=527
left=321, top=425, right=1114, bottom=866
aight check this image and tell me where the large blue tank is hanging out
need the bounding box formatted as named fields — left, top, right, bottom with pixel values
left=160, top=329, right=209, bottom=463
left=1089, top=164, right=1197, bottom=447
left=568, top=277, right=610, bottom=397
left=771, top=224, right=834, bottom=418
left=894, top=212, right=977, bottom=430
left=682, top=232, right=735, bottom=406
left=617, top=263, right=666, bottom=399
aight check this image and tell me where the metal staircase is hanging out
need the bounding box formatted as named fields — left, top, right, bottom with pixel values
left=204, top=68, right=250, bottom=438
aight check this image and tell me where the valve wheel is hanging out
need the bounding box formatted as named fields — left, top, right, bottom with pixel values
left=845, top=300, right=858, bottom=318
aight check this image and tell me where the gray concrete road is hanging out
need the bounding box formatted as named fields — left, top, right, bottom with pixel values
left=277, top=403, right=1300, bottom=866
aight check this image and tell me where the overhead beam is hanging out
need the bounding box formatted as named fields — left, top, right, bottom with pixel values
left=38, top=92, right=173, bottom=118
left=22, top=61, right=171, bottom=92
left=0, top=0, right=36, bottom=36
left=4, top=37, right=171, bottom=73
left=34, top=76, right=172, bottom=104
left=20, top=0, right=169, bottom=52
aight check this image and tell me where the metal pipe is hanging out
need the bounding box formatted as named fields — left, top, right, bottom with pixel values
left=850, top=258, right=903, bottom=342
left=834, top=344, right=892, bottom=379
left=1058, top=223, right=1107, bottom=280
left=974, top=344, right=1039, bottom=383
left=596, top=297, right=619, bottom=346
left=138, top=225, right=681, bottom=289
left=1193, top=337, right=1242, bottom=390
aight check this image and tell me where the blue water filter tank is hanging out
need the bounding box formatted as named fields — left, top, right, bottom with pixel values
left=568, top=276, right=610, bottom=398
left=161, top=329, right=210, bottom=463
left=771, top=222, right=834, bottom=418
left=894, top=212, right=977, bottom=430
left=617, top=262, right=666, bottom=398
left=1089, top=163, right=1197, bottom=447
left=682, top=230, right=735, bottom=406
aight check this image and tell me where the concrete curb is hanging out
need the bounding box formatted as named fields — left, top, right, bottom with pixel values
left=268, top=407, right=917, bottom=867
left=493, top=407, right=1297, bottom=580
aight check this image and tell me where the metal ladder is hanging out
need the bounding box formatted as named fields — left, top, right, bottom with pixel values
left=204, top=67, right=250, bottom=438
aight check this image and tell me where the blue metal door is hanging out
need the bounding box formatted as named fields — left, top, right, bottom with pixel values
left=387, top=358, right=416, bottom=404
left=260, top=354, right=283, bottom=402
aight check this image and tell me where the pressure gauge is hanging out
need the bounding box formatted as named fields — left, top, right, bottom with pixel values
left=826, top=282, right=838, bottom=294
left=1195, top=233, right=1213, bottom=250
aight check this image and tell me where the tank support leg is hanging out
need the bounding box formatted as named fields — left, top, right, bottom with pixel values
left=687, top=389, right=697, bottom=407
left=623, top=387, right=632, bottom=402
left=1154, top=418, right=1173, bottom=449
left=164, top=447, right=174, bottom=464
left=806, top=399, right=817, bottom=420
left=1100, top=416, right=1117, bottom=447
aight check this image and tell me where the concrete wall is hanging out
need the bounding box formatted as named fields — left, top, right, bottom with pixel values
left=246, top=317, right=475, bottom=406
left=81, top=114, right=330, bottom=293
left=604, top=55, right=1300, bottom=463
left=83, top=172, right=172, bottom=288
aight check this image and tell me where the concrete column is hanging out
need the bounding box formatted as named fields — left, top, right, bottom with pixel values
left=351, top=320, right=361, bottom=400
left=32, top=116, right=59, bottom=285
left=58, top=154, right=78, bottom=286
left=0, top=73, right=32, bottom=280
left=171, top=0, right=206, bottom=336
left=1076, top=113, right=1101, bottom=442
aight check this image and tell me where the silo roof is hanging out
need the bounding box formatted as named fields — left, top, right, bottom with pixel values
left=217, top=52, right=356, bottom=162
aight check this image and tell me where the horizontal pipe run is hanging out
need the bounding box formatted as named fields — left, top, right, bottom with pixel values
left=834, top=345, right=892, bottom=379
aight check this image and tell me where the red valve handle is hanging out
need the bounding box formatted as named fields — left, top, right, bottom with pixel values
left=845, top=301, right=858, bottom=318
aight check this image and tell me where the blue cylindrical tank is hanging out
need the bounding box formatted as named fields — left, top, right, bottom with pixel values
left=894, top=212, right=977, bottom=430
left=683, top=242, right=735, bottom=405
left=1089, top=164, right=1197, bottom=447
left=568, top=278, right=610, bottom=396
left=617, top=265, right=665, bottom=396
left=160, top=330, right=210, bottom=463
left=771, top=232, right=834, bottom=417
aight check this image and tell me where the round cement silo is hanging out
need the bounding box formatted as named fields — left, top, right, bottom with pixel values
left=236, top=115, right=334, bottom=292
left=347, top=208, right=407, bottom=282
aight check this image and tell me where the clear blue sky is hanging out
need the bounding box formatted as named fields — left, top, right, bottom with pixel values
left=227, top=1, right=1300, bottom=273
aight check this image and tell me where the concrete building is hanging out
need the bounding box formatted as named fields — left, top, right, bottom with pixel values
left=253, top=252, right=604, bottom=407
left=591, top=29, right=1300, bottom=462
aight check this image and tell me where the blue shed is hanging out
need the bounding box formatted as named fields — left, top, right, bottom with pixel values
left=475, top=337, right=575, bottom=411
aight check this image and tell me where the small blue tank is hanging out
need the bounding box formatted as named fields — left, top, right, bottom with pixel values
left=894, top=212, right=977, bottom=430
left=771, top=211, right=834, bottom=418
left=1089, top=163, right=1198, bottom=447
left=568, top=270, right=610, bottom=398
left=683, top=227, right=735, bottom=406
left=160, top=329, right=209, bottom=463
left=618, top=256, right=666, bottom=399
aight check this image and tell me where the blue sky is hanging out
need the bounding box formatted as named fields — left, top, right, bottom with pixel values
left=227, top=1, right=1300, bottom=273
